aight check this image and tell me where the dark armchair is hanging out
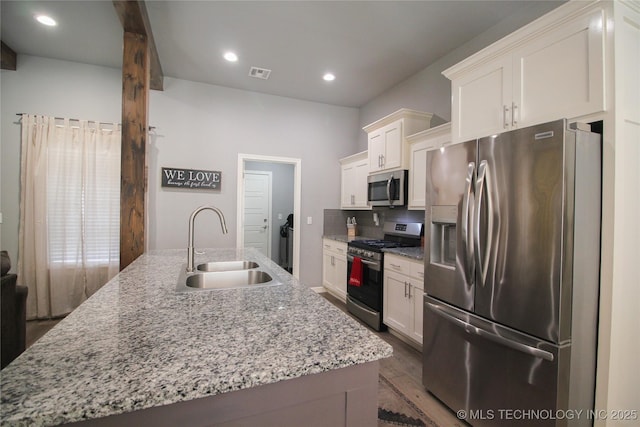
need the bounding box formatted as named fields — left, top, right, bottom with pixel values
left=1, top=250, right=28, bottom=369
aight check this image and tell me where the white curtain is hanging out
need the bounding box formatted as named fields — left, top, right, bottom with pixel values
left=18, top=115, right=121, bottom=319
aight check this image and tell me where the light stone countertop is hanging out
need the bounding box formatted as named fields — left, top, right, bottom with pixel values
left=324, top=235, right=424, bottom=261
left=0, top=248, right=392, bottom=426
left=322, top=234, right=377, bottom=243
left=383, top=246, right=425, bottom=261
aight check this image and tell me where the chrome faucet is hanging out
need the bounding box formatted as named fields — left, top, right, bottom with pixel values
left=187, top=206, right=228, bottom=273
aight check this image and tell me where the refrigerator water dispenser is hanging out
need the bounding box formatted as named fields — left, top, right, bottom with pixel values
left=430, top=205, right=457, bottom=269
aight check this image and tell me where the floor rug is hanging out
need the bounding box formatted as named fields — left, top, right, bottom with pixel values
left=378, top=374, right=438, bottom=427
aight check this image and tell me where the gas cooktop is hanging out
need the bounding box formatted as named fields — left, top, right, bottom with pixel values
left=348, top=239, right=413, bottom=251
left=347, top=221, right=423, bottom=254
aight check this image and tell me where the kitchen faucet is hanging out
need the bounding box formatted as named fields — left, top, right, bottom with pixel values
left=187, top=206, right=228, bottom=273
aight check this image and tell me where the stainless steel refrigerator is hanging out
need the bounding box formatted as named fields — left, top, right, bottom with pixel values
left=422, top=119, right=601, bottom=426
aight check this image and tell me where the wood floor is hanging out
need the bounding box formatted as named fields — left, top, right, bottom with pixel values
left=26, top=318, right=61, bottom=349
left=26, top=294, right=465, bottom=427
left=320, top=292, right=465, bottom=427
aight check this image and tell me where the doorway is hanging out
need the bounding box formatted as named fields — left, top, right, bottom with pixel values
left=242, top=171, right=272, bottom=258
left=237, top=154, right=301, bottom=279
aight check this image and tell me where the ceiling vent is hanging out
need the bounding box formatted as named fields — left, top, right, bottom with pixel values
left=249, top=67, right=272, bottom=80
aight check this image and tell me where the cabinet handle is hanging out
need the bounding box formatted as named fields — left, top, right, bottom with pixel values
left=512, top=102, right=518, bottom=127
left=381, top=154, right=385, bottom=167
left=390, top=263, right=401, bottom=270
left=331, top=255, right=335, bottom=266
left=404, top=281, right=408, bottom=298
left=408, top=283, right=412, bottom=299
left=503, top=105, right=510, bottom=129
left=351, top=194, right=355, bottom=205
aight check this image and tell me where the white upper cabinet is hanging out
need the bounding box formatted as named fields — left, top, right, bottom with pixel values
left=512, top=7, right=605, bottom=127
left=406, top=123, right=452, bottom=210
left=445, top=3, right=606, bottom=143
left=340, top=151, right=371, bottom=210
left=451, top=56, right=513, bottom=142
left=363, top=109, right=434, bottom=173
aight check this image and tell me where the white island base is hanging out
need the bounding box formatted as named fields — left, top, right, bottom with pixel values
left=71, top=361, right=378, bottom=427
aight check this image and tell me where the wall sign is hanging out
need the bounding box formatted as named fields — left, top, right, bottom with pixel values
left=161, top=167, right=221, bottom=190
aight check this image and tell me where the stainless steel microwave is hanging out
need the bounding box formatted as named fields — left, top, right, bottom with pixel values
left=367, top=170, right=408, bottom=207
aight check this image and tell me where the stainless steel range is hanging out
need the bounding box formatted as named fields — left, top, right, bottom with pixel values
left=346, top=222, right=422, bottom=331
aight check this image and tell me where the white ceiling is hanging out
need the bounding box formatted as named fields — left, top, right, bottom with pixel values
left=1, top=1, right=563, bottom=108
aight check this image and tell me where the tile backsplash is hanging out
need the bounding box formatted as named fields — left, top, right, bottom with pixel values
left=324, top=208, right=424, bottom=239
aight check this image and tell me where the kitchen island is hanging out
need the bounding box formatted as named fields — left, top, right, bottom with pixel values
left=0, top=249, right=392, bottom=426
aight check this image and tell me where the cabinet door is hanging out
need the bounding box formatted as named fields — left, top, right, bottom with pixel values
left=408, top=141, right=428, bottom=209
left=368, top=131, right=385, bottom=172
left=383, top=271, right=411, bottom=333
left=410, top=282, right=424, bottom=344
left=340, top=164, right=356, bottom=208
left=353, top=158, right=370, bottom=208
left=381, top=122, right=402, bottom=170
left=451, top=55, right=513, bottom=143
left=333, top=254, right=348, bottom=301
left=322, top=251, right=335, bottom=294
left=513, top=7, right=605, bottom=128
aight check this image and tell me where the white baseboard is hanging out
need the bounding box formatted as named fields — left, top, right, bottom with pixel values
left=310, top=286, right=327, bottom=294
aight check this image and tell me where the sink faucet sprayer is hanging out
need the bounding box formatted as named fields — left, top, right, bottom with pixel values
left=187, top=206, right=228, bottom=273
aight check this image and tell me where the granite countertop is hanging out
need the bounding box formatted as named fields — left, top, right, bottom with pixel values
left=0, top=248, right=392, bottom=426
left=322, top=234, right=377, bottom=243
left=324, top=235, right=424, bottom=260
left=383, top=247, right=425, bottom=261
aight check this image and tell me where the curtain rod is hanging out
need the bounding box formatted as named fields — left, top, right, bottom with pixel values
left=16, top=113, right=156, bottom=130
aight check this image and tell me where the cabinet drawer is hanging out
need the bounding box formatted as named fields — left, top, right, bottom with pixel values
left=385, top=254, right=422, bottom=279
left=323, top=239, right=347, bottom=256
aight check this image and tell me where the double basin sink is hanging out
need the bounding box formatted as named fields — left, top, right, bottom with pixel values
left=176, top=260, right=282, bottom=291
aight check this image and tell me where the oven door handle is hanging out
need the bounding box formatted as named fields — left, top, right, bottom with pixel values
left=347, top=254, right=379, bottom=267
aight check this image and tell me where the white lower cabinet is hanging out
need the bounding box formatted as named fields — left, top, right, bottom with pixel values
left=322, top=238, right=347, bottom=301
left=383, top=254, right=424, bottom=345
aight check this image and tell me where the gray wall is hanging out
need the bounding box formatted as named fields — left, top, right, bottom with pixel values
left=1, top=57, right=360, bottom=287
left=357, top=1, right=564, bottom=148
left=147, top=77, right=359, bottom=286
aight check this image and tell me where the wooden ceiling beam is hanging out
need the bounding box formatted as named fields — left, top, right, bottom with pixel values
left=1, top=41, right=17, bottom=70
left=113, top=0, right=163, bottom=90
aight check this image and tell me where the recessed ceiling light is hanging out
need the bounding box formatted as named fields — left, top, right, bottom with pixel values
left=35, top=14, right=57, bottom=26
left=323, top=73, right=336, bottom=82
left=223, top=52, right=238, bottom=62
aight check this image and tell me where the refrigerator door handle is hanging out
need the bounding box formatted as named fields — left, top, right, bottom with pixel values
left=426, top=301, right=554, bottom=362
left=462, top=162, right=476, bottom=285
left=474, top=160, right=493, bottom=287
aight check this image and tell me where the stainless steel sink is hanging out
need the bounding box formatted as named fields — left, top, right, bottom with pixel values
left=176, top=263, right=282, bottom=291
left=197, top=260, right=258, bottom=272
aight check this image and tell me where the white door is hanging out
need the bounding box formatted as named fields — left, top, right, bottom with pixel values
left=243, top=171, right=272, bottom=257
